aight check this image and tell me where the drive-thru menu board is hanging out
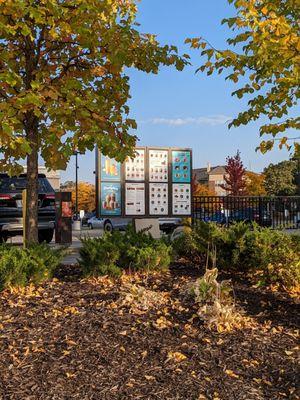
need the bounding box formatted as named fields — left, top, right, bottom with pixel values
left=97, top=147, right=192, bottom=217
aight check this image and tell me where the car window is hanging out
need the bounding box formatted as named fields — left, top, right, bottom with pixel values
left=0, top=177, right=53, bottom=192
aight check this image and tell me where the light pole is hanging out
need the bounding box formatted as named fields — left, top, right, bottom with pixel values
left=75, top=151, right=79, bottom=219
left=291, top=155, right=300, bottom=195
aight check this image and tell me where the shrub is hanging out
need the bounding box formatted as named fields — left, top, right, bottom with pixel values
left=172, top=221, right=221, bottom=265
left=79, top=236, right=121, bottom=277
left=173, top=222, right=300, bottom=290
left=0, top=244, right=64, bottom=291
left=79, top=225, right=172, bottom=277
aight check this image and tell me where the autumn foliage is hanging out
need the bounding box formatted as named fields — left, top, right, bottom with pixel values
left=61, top=181, right=95, bottom=212
left=221, top=151, right=246, bottom=196
left=192, top=175, right=216, bottom=196
left=0, top=0, right=188, bottom=242
left=244, top=171, right=266, bottom=196
left=190, top=0, right=299, bottom=153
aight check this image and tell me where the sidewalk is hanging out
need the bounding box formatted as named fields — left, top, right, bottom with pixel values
left=54, top=228, right=104, bottom=265
left=7, top=228, right=104, bottom=265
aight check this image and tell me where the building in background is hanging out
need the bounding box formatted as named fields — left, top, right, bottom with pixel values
left=23, top=166, right=60, bottom=190
left=193, top=164, right=227, bottom=196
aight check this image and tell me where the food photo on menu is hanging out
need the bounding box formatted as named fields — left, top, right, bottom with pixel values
left=172, top=150, right=191, bottom=183
left=101, top=155, right=121, bottom=181
left=100, top=182, right=122, bottom=216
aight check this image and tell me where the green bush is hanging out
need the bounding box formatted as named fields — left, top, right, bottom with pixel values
left=0, top=244, right=64, bottom=291
left=172, top=222, right=221, bottom=265
left=243, top=227, right=300, bottom=288
left=172, top=222, right=300, bottom=289
left=79, top=225, right=172, bottom=277
left=79, top=236, right=121, bottom=277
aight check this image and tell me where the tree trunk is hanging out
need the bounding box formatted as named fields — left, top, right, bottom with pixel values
left=25, top=117, right=39, bottom=245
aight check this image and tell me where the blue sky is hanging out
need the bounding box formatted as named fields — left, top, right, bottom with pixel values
left=61, top=0, right=295, bottom=184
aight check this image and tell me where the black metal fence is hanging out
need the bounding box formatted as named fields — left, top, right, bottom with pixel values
left=192, top=196, right=300, bottom=229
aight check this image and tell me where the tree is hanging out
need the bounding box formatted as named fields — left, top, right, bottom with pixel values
left=187, top=0, right=300, bottom=153
left=0, top=1, right=188, bottom=243
left=244, top=171, right=266, bottom=196
left=192, top=175, right=216, bottom=196
left=221, top=151, right=246, bottom=196
left=61, top=181, right=95, bottom=212
left=263, top=160, right=297, bottom=196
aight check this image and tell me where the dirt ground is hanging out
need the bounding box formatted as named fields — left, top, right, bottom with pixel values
left=0, top=265, right=299, bottom=400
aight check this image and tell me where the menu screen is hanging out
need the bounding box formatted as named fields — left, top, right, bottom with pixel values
left=172, top=183, right=191, bottom=215
left=149, top=183, right=168, bottom=215
left=125, top=183, right=145, bottom=215
left=100, top=182, right=122, bottom=216
left=172, top=151, right=191, bottom=183
left=101, top=155, right=121, bottom=181
left=149, top=150, right=168, bottom=182
left=125, top=149, right=145, bottom=181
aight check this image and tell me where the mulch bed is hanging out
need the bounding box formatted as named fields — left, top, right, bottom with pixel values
left=0, top=265, right=299, bottom=400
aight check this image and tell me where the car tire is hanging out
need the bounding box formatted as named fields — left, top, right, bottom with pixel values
left=104, top=221, right=113, bottom=233
left=38, top=229, right=54, bottom=244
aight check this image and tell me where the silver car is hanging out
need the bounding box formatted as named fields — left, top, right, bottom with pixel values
left=87, top=216, right=181, bottom=233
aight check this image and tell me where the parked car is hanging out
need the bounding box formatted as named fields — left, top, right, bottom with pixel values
left=87, top=216, right=182, bottom=234
left=229, top=208, right=272, bottom=227
left=0, top=173, right=56, bottom=243
left=81, top=211, right=96, bottom=227
left=203, top=211, right=227, bottom=224
left=203, top=208, right=272, bottom=227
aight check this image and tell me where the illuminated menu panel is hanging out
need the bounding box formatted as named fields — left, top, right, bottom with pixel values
left=149, top=150, right=168, bottom=182
left=100, top=182, right=122, bottom=216
left=172, top=184, right=191, bottom=215
left=125, top=183, right=145, bottom=216
left=100, top=154, right=121, bottom=181
left=172, top=150, right=191, bottom=183
left=125, top=149, right=145, bottom=181
left=149, top=183, right=168, bottom=215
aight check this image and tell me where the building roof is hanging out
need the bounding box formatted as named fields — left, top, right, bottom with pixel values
left=193, top=166, right=226, bottom=181
left=22, top=165, right=60, bottom=179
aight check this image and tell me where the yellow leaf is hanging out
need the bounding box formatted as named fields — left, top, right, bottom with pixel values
left=225, top=369, right=239, bottom=379
left=167, top=351, right=187, bottom=363
left=66, top=340, right=77, bottom=346
left=144, top=375, right=155, bottom=381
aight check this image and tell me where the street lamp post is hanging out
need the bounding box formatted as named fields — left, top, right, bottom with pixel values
left=291, top=155, right=300, bottom=195
left=75, top=151, right=79, bottom=219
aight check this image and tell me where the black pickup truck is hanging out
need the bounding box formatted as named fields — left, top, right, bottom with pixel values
left=0, top=173, right=56, bottom=243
